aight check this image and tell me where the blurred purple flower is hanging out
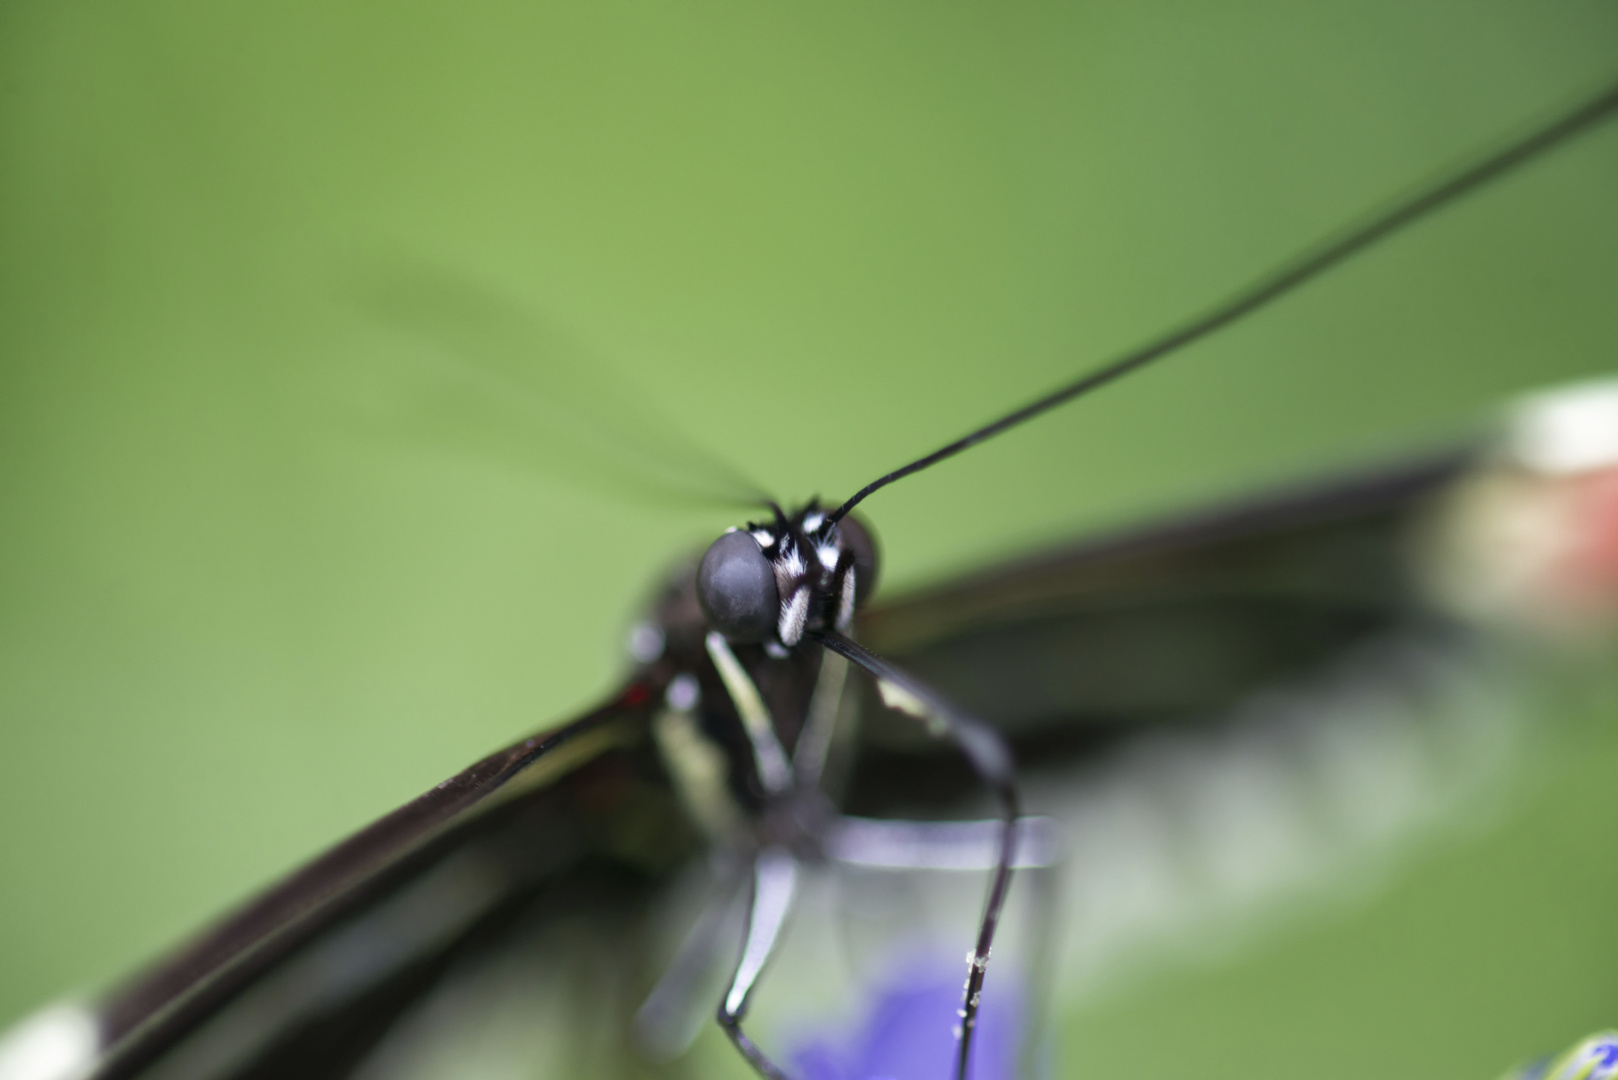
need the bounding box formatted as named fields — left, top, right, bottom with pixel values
left=790, top=967, right=1023, bottom=1080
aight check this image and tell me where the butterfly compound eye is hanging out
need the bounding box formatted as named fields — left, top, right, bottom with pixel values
left=697, top=531, right=780, bottom=642
left=837, top=514, right=880, bottom=607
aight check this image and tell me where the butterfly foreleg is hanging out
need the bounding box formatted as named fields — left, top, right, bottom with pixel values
left=718, top=847, right=801, bottom=1080
left=632, top=854, right=752, bottom=1060
left=810, top=629, right=1022, bottom=1080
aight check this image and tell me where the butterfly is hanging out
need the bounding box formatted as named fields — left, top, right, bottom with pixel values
left=2, top=8, right=1617, bottom=1080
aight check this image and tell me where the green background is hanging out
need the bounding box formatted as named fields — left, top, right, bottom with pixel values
left=3, top=1, right=1618, bottom=1077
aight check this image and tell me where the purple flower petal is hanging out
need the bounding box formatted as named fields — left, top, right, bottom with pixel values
left=791, top=966, right=1023, bottom=1080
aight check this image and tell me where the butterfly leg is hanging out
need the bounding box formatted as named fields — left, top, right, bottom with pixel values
left=811, top=629, right=1020, bottom=1080
left=706, top=631, right=793, bottom=795
left=718, top=846, right=801, bottom=1080
left=792, top=648, right=849, bottom=790
left=633, top=854, right=752, bottom=1060
left=824, top=813, right=1065, bottom=1080
left=703, top=631, right=805, bottom=1078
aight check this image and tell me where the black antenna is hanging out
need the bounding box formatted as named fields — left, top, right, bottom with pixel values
left=826, top=75, right=1618, bottom=529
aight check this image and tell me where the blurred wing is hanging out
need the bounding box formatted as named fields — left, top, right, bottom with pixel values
left=44, top=678, right=687, bottom=1080
left=850, top=445, right=1476, bottom=784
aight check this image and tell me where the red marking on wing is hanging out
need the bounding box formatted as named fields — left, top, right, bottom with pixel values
left=1562, top=466, right=1618, bottom=593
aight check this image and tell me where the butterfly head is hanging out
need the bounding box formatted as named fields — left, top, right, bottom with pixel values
left=696, top=503, right=878, bottom=651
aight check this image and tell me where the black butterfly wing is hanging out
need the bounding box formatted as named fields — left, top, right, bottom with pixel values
left=844, top=445, right=1477, bottom=816
left=80, top=676, right=686, bottom=1080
